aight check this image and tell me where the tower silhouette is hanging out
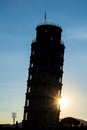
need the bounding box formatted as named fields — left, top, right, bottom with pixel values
left=22, top=24, right=65, bottom=130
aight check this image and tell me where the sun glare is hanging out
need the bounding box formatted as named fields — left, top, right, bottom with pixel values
left=59, top=96, right=69, bottom=108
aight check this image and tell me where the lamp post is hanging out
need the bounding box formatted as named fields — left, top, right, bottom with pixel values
left=12, top=112, right=16, bottom=127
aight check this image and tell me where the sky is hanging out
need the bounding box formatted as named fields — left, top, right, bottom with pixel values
left=0, top=0, right=87, bottom=124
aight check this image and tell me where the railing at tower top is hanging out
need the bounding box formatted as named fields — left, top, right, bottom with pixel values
left=37, top=22, right=62, bottom=29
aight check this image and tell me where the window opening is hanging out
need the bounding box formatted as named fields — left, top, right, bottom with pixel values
left=27, top=100, right=29, bottom=106
left=25, top=113, right=28, bottom=120
left=30, top=75, right=32, bottom=80
left=59, top=77, right=62, bottom=83
left=31, top=63, right=33, bottom=68
left=61, top=53, right=63, bottom=58
left=45, top=30, right=47, bottom=32
left=28, top=87, right=31, bottom=93
left=51, top=37, right=53, bottom=41
left=60, top=66, right=63, bottom=70
left=58, top=90, right=61, bottom=96
left=32, top=50, right=35, bottom=55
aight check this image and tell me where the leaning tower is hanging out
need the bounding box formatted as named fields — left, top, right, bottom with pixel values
left=22, top=24, right=65, bottom=130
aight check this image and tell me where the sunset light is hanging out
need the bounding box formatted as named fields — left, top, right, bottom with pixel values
left=59, top=96, right=69, bottom=108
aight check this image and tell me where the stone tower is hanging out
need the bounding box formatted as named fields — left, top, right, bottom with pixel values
left=22, top=24, right=65, bottom=130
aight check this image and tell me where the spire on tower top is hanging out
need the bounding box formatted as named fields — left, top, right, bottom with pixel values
left=44, top=11, right=46, bottom=24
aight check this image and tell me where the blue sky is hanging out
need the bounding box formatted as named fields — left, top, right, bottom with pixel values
left=0, top=0, right=87, bottom=124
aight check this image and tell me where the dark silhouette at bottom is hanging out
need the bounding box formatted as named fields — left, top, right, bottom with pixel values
left=0, top=117, right=87, bottom=130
